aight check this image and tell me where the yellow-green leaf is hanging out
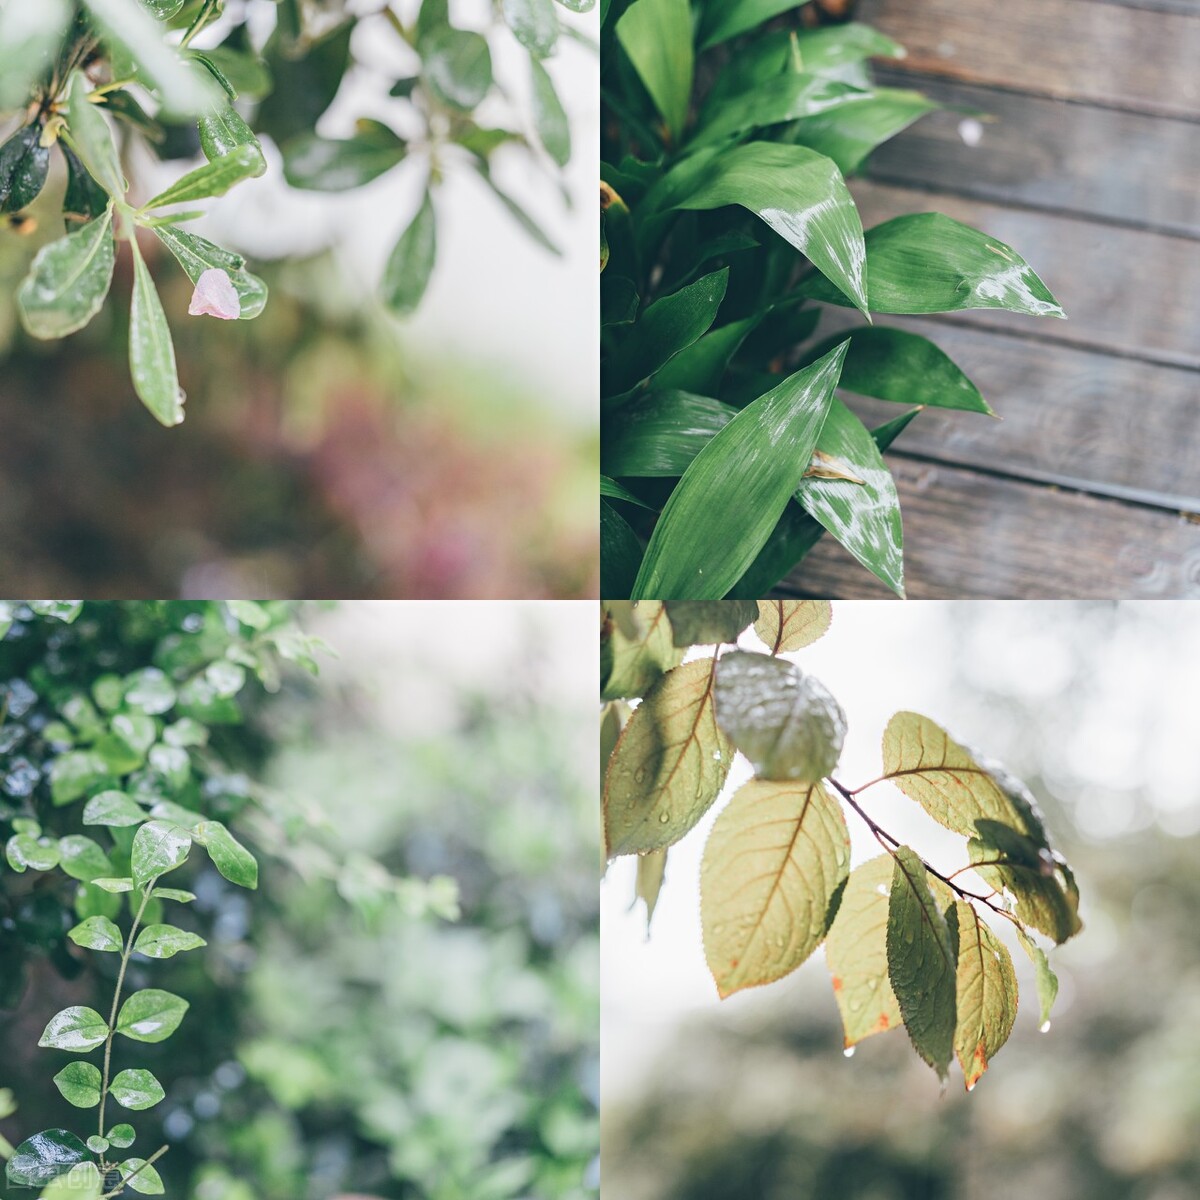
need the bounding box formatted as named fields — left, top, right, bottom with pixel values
left=634, top=848, right=667, bottom=934
left=601, top=602, right=682, bottom=701
left=603, top=658, right=733, bottom=857
left=753, top=600, right=831, bottom=654
left=824, top=854, right=901, bottom=1047
left=701, top=780, right=848, bottom=998
left=952, top=900, right=1017, bottom=1090
left=1016, top=927, right=1059, bottom=1031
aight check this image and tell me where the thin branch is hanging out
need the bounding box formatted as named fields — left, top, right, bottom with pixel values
left=99, top=1143, right=168, bottom=1199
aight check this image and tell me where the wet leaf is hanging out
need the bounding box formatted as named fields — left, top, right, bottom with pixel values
left=824, top=854, right=902, bottom=1047
left=142, top=143, right=265, bottom=209
left=128, top=239, right=184, bottom=426
left=116, top=988, right=188, bottom=1043
left=5, top=834, right=60, bottom=873
left=663, top=601, right=759, bottom=648
left=887, top=846, right=956, bottom=1079
left=38, top=1007, right=109, bottom=1052
left=953, top=900, right=1017, bottom=1090
left=66, top=73, right=126, bottom=197
left=702, top=780, right=848, bottom=997
left=795, top=396, right=904, bottom=596
left=197, top=105, right=265, bottom=166
left=49, top=749, right=109, bottom=805
left=603, top=658, right=733, bottom=857
left=601, top=601, right=682, bottom=701
left=106, top=1125, right=135, bottom=1148
left=0, top=124, right=51, bottom=214
left=631, top=343, right=846, bottom=599
left=51, top=1062, right=103, bottom=1109
left=1016, top=928, right=1059, bottom=1029
left=58, top=836, right=114, bottom=883
left=791, top=89, right=938, bottom=175
left=68, top=915, right=124, bottom=953
left=674, top=143, right=867, bottom=315
left=283, top=121, right=406, bottom=191
left=602, top=390, right=735, bottom=477
left=154, top=224, right=267, bottom=320
left=109, top=1068, right=165, bottom=1110
left=714, top=650, right=846, bottom=781
left=133, top=923, right=206, bottom=959
left=800, top=213, right=1065, bottom=318
left=753, top=600, right=831, bottom=654
left=615, top=0, right=693, bottom=141
left=120, top=1157, right=165, bottom=1195
left=130, top=819, right=192, bottom=888
left=62, top=145, right=111, bottom=226
left=382, top=190, right=437, bottom=315
left=5, top=1130, right=89, bottom=1188
left=699, top=0, right=810, bottom=48
left=195, top=820, right=258, bottom=888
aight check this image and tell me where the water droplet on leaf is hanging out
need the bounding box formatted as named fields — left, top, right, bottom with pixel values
left=843, top=1046, right=856, bottom=1058
left=1039, top=1020, right=1051, bottom=1034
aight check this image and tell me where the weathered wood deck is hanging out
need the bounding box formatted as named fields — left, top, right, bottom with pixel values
left=776, top=0, right=1200, bottom=599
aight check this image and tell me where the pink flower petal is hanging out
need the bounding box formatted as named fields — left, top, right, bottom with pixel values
left=188, top=268, right=241, bottom=320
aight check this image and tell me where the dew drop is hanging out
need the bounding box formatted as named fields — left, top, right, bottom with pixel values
left=866, top=978, right=878, bottom=991
left=843, top=1046, right=856, bottom=1058
left=658, top=811, right=670, bottom=824
left=904, top=928, right=915, bottom=944
left=966, top=1080, right=977, bottom=1093
left=848, top=998, right=862, bottom=1012
left=1039, top=1020, right=1051, bottom=1034
left=634, top=767, right=646, bottom=784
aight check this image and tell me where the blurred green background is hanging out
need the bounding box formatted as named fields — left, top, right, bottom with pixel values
left=602, top=601, right=1200, bottom=1200
left=2, top=600, right=598, bottom=1199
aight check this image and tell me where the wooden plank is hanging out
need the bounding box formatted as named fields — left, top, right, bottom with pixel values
left=849, top=180, right=1200, bottom=372
left=774, top=461, right=1200, bottom=599
left=817, top=311, right=1200, bottom=509
left=855, top=0, right=1200, bottom=121
left=865, top=70, right=1200, bottom=239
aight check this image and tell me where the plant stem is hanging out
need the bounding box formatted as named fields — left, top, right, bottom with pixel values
left=99, top=1143, right=168, bottom=1199
left=97, top=877, right=158, bottom=1143
left=180, top=0, right=221, bottom=49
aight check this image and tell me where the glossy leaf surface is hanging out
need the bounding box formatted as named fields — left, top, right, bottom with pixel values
left=195, top=821, right=258, bottom=888
left=133, top=923, right=206, bottom=958
left=602, top=390, right=735, bottom=477
left=66, top=74, right=126, bottom=197
left=5, top=1130, right=89, bottom=1187
left=128, top=242, right=183, bottom=426
left=116, top=988, right=189, bottom=1043
left=130, top=820, right=191, bottom=889
left=109, top=1068, right=166, bottom=1110
left=82, top=789, right=146, bottom=827
left=68, top=915, right=124, bottom=953
left=51, top=1062, right=103, bottom=1109
left=38, top=1007, right=109, bottom=1052
left=791, top=89, right=938, bottom=175
left=154, top=224, right=268, bottom=320
left=142, top=143, right=265, bottom=209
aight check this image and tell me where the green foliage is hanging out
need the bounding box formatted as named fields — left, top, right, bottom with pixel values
left=0, top=0, right=582, bottom=427
left=0, top=601, right=326, bottom=1196
left=601, top=3, right=1065, bottom=596
left=601, top=600, right=1082, bottom=1089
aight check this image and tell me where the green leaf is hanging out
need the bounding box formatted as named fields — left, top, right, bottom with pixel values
left=106, top=1125, right=135, bottom=1149
left=141, top=0, right=185, bottom=18
left=68, top=915, right=124, bottom=953
left=698, top=0, right=811, bottom=49
left=82, top=0, right=221, bottom=115
left=1016, top=928, right=1059, bottom=1030
left=606, top=269, right=729, bottom=395
left=37, top=1162, right=102, bottom=1200
left=153, top=224, right=268, bottom=320
left=112, top=711, right=156, bottom=754
left=116, top=988, right=189, bottom=1043
left=795, top=396, right=905, bottom=596
left=142, top=143, right=266, bottom=209
left=87, top=1136, right=109, bottom=1154
left=701, top=779, right=848, bottom=997
left=615, top=0, right=693, bottom=142
left=197, top=105, right=265, bottom=166
left=601, top=601, right=683, bottom=702
left=124, top=667, right=176, bottom=714
left=381, top=190, right=437, bottom=316
left=504, top=0, right=559, bottom=57
left=631, top=342, right=846, bottom=599
left=713, top=650, right=845, bottom=781
left=109, top=1068, right=166, bottom=1110
left=65, top=74, right=126, bottom=197
left=226, top=599, right=270, bottom=628
left=662, top=601, right=759, bottom=648
left=92, top=731, right=145, bottom=774
left=0, top=124, right=51, bottom=214
left=58, top=836, right=114, bottom=882
left=530, top=56, right=571, bottom=167
left=650, top=315, right=759, bottom=396
left=63, top=145, right=111, bottom=226
left=51, top=1062, right=103, bottom=1109
left=806, top=325, right=993, bottom=415
left=128, top=238, right=184, bottom=426
left=674, top=143, right=868, bottom=316
left=953, top=900, right=1017, bottom=1090
left=134, top=923, right=206, bottom=958
left=5, top=1130, right=90, bottom=1188
left=151, top=887, right=196, bottom=902
left=194, top=820, right=258, bottom=888
left=824, top=854, right=902, bottom=1047
left=196, top=47, right=273, bottom=101
left=600, top=500, right=643, bottom=598
left=634, top=848, right=667, bottom=933
left=791, top=89, right=938, bottom=176
left=130, top=820, right=192, bottom=889
left=0, top=0, right=71, bottom=110
left=257, top=19, right=353, bottom=145
left=886, top=846, right=957, bottom=1079
left=602, top=390, right=734, bottom=477
left=38, top=1006, right=109, bottom=1052
left=423, top=28, right=493, bottom=109
left=753, top=600, right=832, bottom=654
left=50, top=750, right=109, bottom=806
left=283, top=121, right=406, bottom=191
left=6, top=834, right=60, bottom=873
left=800, top=213, right=1065, bottom=318
left=121, top=1160, right=165, bottom=1195
left=603, top=658, right=733, bottom=856
left=92, top=877, right=134, bottom=893
left=600, top=476, right=654, bottom=509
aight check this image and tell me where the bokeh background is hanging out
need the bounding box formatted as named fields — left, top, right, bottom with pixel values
left=2, top=600, right=599, bottom=1199
left=603, top=601, right=1200, bottom=1200
left=0, top=1, right=598, bottom=598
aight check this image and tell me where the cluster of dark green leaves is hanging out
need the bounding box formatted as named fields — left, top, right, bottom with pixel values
left=0, top=600, right=326, bottom=1198
left=0, top=0, right=584, bottom=427
left=600, top=2, right=1065, bottom=598
left=601, top=600, right=1081, bottom=1088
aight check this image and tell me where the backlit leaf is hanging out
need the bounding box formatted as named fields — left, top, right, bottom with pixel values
left=634, top=848, right=667, bottom=934
left=824, top=855, right=902, bottom=1047
left=603, top=658, right=733, bottom=857
left=886, top=846, right=956, bottom=1079
left=38, top=1162, right=102, bottom=1200
left=753, top=600, right=831, bottom=654
left=601, top=601, right=683, bottom=701
left=120, top=1157, right=165, bottom=1195
left=701, top=780, right=848, bottom=997
left=116, top=988, right=188, bottom=1043
left=1016, top=927, right=1059, bottom=1030
left=713, top=650, right=846, bottom=781
left=953, top=900, right=1017, bottom=1090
